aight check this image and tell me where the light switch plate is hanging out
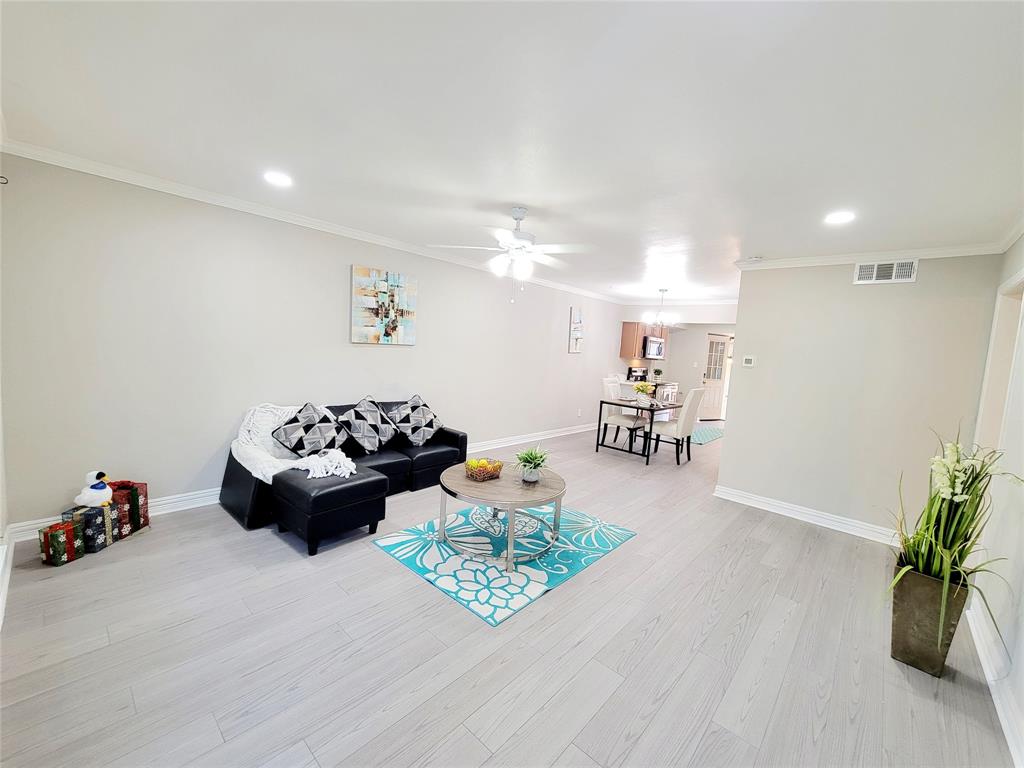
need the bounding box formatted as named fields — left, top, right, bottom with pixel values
left=742, top=355, right=757, bottom=368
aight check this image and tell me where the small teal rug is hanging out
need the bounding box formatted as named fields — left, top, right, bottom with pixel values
left=692, top=424, right=725, bottom=445
left=374, top=506, right=636, bottom=626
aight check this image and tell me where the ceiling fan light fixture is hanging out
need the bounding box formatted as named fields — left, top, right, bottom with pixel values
left=511, top=255, right=534, bottom=281
left=488, top=253, right=511, bottom=277
left=511, top=231, right=535, bottom=248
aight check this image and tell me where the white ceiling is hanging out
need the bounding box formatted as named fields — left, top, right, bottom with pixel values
left=3, top=2, right=1022, bottom=302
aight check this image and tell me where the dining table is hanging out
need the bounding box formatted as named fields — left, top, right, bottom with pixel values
left=595, top=398, right=686, bottom=465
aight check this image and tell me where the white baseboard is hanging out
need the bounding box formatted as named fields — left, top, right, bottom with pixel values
left=0, top=425, right=600, bottom=542
left=468, top=423, right=597, bottom=454
left=967, top=607, right=1023, bottom=768
left=0, top=425, right=598, bottom=547
left=713, top=485, right=899, bottom=546
left=2, top=487, right=222, bottom=543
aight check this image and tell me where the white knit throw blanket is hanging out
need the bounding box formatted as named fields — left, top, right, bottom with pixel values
left=230, top=403, right=357, bottom=483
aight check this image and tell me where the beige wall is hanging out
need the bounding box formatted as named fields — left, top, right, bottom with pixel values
left=0, top=154, right=623, bottom=523
left=718, top=255, right=1002, bottom=528
left=665, top=324, right=736, bottom=394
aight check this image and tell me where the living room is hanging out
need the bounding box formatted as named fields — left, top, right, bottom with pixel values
left=1, top=3, right=1023, bottom=768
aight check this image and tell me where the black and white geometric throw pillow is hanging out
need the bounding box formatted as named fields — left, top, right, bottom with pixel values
left=337, top=397, right=397, bottom=454
left=272, top=403, right=349, bottom=457
left=387, top=395, right=443, bottom=447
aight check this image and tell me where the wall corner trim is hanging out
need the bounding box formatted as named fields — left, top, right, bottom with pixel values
left=713, top=485, right=899, bottom=546
left=0, top=544, right=12, bottom=630
left=967, top=607, right=1024, bottom=768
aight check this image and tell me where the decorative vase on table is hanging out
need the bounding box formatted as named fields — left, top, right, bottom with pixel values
left=514, top=445, right=549, bottom=485
left=636, top=394, right=652, bottom=408
left=888, top=439, right=1020, bottom=677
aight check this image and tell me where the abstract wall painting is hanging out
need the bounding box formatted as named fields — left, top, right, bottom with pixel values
left=351, top=266, right=417, bottom=345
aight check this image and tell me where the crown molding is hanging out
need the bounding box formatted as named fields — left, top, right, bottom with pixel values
left=619, top=298, right=738, bottom=307
left=0, top=140, right=630, bottom=304
left=735, top=237, right=1013, bottom=272
left=9, top=138, right=1013, bottom=300
left=999, top=214, right=1024, bottom=253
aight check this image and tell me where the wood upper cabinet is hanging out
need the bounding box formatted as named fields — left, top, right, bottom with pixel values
left=620, top=322, right=645, bottom=359
left=619, top=322, right=669, bottom=359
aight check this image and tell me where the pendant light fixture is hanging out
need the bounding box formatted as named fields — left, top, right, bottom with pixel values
left=642, top=288, right=679, bottom=326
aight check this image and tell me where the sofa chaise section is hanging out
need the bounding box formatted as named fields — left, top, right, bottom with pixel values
left=219, top=400, right=468, bottom=554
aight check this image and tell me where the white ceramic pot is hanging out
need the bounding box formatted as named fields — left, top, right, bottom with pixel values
left=636, top=394, right=652, bottom=407
left=521, top=467, right=541, bottom=483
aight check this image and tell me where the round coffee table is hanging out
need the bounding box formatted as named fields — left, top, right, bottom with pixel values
left=438, top=465, right=567, bottom=572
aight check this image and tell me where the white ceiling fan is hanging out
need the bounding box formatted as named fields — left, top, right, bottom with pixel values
left=427, top=207, right=581, bottom=281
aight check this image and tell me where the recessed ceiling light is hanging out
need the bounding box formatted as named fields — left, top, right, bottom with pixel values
left=824, top=210, right=856, bottom=225
left=263, top=170, right=293, bottom=188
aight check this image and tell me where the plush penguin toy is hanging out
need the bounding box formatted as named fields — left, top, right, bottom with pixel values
left=74, top=470, right=113, bottom=507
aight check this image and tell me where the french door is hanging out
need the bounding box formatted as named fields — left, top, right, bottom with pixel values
left=700, top=333, right=732, bottom=420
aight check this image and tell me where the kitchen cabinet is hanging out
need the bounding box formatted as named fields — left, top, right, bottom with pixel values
left=619, top=322, right=669, bottom=360
left=619, top=322, right=644, bottom=359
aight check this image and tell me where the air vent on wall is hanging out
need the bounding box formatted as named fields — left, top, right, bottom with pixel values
left=853, top=260, right=917, bottom=284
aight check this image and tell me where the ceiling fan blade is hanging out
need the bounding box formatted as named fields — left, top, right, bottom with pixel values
left=530, top=253, right=569, bottom=270
left=530, top=243, right=589, bottom=255
left=492, top=228, right=516, bottom=246
left=426, top=244, right=505, bottom=251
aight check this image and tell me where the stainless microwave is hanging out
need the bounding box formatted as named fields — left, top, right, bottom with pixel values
left=643, top=335, right=665, bottom=360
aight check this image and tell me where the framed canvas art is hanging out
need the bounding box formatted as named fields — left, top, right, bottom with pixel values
left=351, top=266, right=417, bottom=345
left=568, top=306, right=583, bottom=353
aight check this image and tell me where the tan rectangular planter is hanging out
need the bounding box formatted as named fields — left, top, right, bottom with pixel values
left=890, top=566, right=968, bottom=677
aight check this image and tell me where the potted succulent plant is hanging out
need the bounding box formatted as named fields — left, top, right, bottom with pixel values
left=889, top=439, right=1019, bottom=676
left=514, top=445, right=549, bottom=483
left=653, top=368, right=664, bottom=383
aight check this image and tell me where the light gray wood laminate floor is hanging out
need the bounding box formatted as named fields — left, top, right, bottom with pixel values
left=0, top=433, right=1012, bottom=767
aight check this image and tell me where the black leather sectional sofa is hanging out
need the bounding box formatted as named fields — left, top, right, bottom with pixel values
left=219, top=400, right=467, bottom=555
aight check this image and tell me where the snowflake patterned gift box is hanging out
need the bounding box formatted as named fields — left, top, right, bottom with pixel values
left=108, top=480, right=149, bottom=533
left=38, top=521, right=85, bottom=566
left=64, top=505, right=120, bottom=548
left=102, top=505, right=122, bottom=545
left=62, top=506, right=117, bottom=552
left=80, top=508, right=110, bottom=553
left=60, top=506, right=87, bottom=525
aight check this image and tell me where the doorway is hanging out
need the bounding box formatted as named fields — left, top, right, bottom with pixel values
left=700, top=333, right=735, bottom=421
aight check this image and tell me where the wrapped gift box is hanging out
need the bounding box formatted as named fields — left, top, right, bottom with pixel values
left=81, top=508, right=108, bottom=553
left=103, top=505, right=121, bottom=545
left=39, top=521, right=84, bottom=566
left=110, top=503, right=132, bottom=540
left=60, top=506, right=87, bottom=525
left=109, top=481, right=149, bottom=533
left=65, top=506, right=119, bottom=552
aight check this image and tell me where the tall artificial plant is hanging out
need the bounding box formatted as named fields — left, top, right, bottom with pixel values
left=890, top=438, right=1020, bottom=646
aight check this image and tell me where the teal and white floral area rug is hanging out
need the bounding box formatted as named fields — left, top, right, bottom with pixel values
left=374, top=506, right=636, bottom=626
left=692, top=424, right=725, bottom=444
